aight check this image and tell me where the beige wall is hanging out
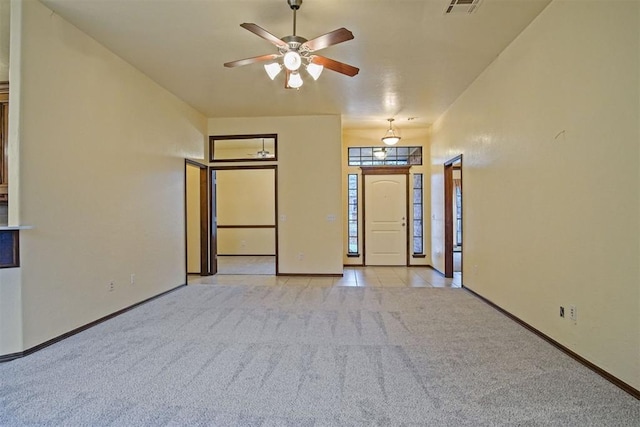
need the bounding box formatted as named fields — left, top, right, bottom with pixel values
left=342, top=128, right=431, bottom=266
left=217, top=228, right=275, bottom=255
left=0, top=0, right=206, bottom=354
left=216, top=169, right=275, bottom=225
left=208, top=116, right=342, bottom=274
left=0, top=0, right=21, bottom=355
left=186, top=164, right=202, bottom=273
left=430, top=0, right=639, bottom=389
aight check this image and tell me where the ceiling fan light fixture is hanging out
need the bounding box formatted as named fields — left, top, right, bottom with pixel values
left=306, top=62, right=324, bottom=80
left=264, top=62, right=282, bottom=80
left=283, top=51, right=302, bottom=71
left=288, top=71, right=304, bottom=88
left=224, top=0, right=359, bottom=90
left=381, top=118, right=401, bottom=146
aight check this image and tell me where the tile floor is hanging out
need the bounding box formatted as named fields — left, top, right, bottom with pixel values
left=217, top=255, right=276, bottom=275
left=190, top=265, right=462, bottom=288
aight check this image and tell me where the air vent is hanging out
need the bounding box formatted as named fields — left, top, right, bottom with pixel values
left=445, top=0, right=483, bottom=14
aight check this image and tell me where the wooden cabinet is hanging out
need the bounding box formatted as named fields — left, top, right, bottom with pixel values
left=0, top=82, right=8, bottom=202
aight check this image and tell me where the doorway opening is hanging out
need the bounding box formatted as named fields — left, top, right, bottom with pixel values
left=211, top=166, right=278, bottom=275
left=444, top=155, right=462, bottom=281
left=185, top=160, right=211, bottom=278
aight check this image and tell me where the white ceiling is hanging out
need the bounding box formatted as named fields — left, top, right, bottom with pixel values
left=21, top=0, right=550, bottom=129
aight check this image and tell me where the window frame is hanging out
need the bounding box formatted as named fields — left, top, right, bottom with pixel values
left=348, top=146, right=423, bottom=166
left=347, top=173, right=360, bottom=256
left=412, top=173, right=424, bottom=256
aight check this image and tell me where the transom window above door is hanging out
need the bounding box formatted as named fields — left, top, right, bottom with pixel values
left=210, top=134, right=277, bottom=162
left=348, top=147, right=422, bottom=166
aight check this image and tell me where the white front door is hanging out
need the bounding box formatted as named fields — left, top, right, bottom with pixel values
left=364, top=174, right=407, bottom=265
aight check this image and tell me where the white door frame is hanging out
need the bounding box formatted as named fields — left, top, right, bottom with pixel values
left=361, top=166, right=411, bottom=266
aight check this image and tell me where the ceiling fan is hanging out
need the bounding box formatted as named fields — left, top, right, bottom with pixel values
left=224, top=0, right=359, bottom=89
left=249, top=139, right=275, bottom=159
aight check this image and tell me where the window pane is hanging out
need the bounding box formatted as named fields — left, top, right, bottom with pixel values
left=414, top=205, right=422, bottom=219
left=413, top=174, right=422, bottom=189
left=409, top=147, right=422, bottom=165
left=349, top=238, right=358, bottom=253
left=413, top=238, right=423, bottom=254
left=413, top=191, right=422, bottom=204
left=413, top=221, right=422, bottom=236
left=348, top=221, right=357, bottom=237
left=348, top=174, right=357, bottom=188
left=349, top=208, right=357, bottom=221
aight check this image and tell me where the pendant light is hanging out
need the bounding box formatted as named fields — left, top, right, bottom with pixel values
left=373, top=148, right=387, bottom=160
left=381, top=118, right=401, bottom=146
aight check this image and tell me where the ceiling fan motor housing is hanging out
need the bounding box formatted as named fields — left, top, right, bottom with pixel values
left=281, top=35, right=308, bottom=51
left=287, top=0, right=302, bottom=10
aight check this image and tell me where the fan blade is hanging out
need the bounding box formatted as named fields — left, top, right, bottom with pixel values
left=240, top=23, right=288, bottom=48
left=301, top=28, right=354, bottom=52
left=224, top=53, right=279, bottom=68
left=311, top=55, right=359, bottom=77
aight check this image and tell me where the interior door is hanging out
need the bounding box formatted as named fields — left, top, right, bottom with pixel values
left=365, top=174, right=407, bottom=265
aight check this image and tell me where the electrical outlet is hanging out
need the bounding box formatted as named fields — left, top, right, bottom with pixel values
left=560, top=306, right=565, bottom=318
left=130, top=274, right=135, bottom=285
left=297, top=252, right=304, bottom=260
left=108, top=281, right=115, bottom=292
left=569, top=305, right=577, bottom=322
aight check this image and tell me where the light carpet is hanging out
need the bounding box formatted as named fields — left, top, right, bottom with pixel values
left=1, top=284, right=638, bottom=426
